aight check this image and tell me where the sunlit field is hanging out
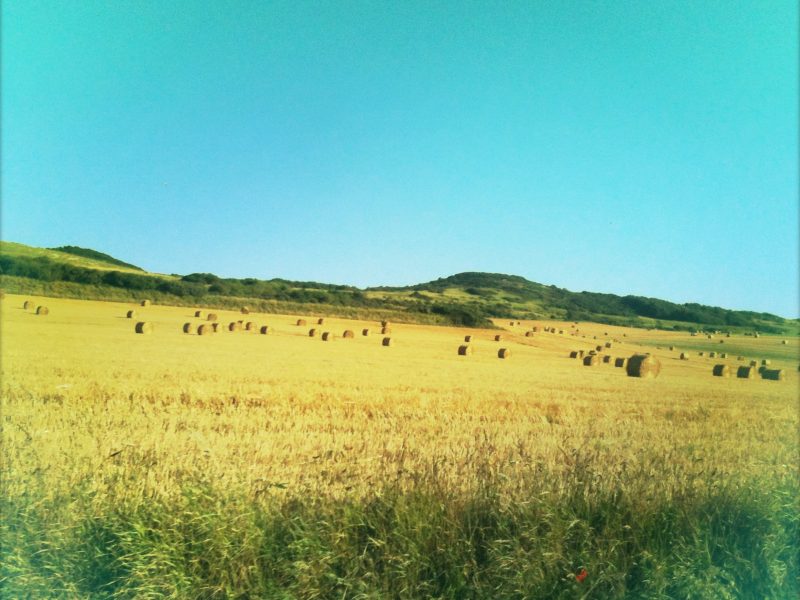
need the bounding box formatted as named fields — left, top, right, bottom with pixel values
left=2, top=294, right=798, bottom=598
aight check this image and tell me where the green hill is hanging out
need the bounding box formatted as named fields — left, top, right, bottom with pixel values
left=0, top=241, right=796, bottom=334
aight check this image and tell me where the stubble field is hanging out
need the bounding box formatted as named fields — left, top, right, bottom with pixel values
left=2, top=294, right=798, bottom=598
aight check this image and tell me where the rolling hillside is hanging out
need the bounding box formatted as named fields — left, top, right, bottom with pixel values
left=0, top=241, right=796, bottom=334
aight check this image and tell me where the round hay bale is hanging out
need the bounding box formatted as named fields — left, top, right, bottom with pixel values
left=595, top=345, right=603, bottom=352
left=737, top=356, right=744, bottom=361
left=605, top=342, right=612, bottom=348
left=525, top=331, right=534, bottom=337
left=126, top=310, right=137, bottom=318
left=23, top=300, right=32, bottom=309
left=509, top=321, right=515, bottom=326
left=381, top=327, right=392, bottom=335
left=588, top=350, right=597, bottom=356
left=602, top=355, right=612, bottom=363
left=494, top=334, right=503, bottom=342
left=517, top=321, right=521, bottom=325
left=583, top=355, right=599, bottom=366
left=381, top=320, right=390, bottom=327
left=569, top=351, right=580, bottom=359
left=245, top=322, right=256, bottom=332
left=720, top=353, right=728, bottom=359
left=669, top=346, right=675, bottom=351
left=322, top=332, right=334, bottom=341
left=761, top=368, right=785, bottom=381
left=317, top=318, right=325, bottom=325
left=194, top=310, right=204, bottom=318
left=761, top=359, right=771, bottom=366
left=464, top=335, right=473, bottom=342
left=749, top=360, right=758, bottom=367
left=754, top=333, right=760, bottom=338
left=207, top=313, right=218, bottom=321
left=626, top=354, right=661, bottom=378
left=296, top=319, right=307, bottom=326
left=362, top=328, right=370, bottom=336
left=578, top=350, right=585, bottom=357
left=308, top=328, right=318, bottom=337
left=680, top=352, right=690, bottom=360
left=531, top=327, right=539, bottom=332
left=559, top=329, right=564, bottom=334
left=781, top=339, right=787, bottom=345
left=260, top=325, right=270, bottom=335
left=183, top=323, right=195, bottom=334
left=197, top=324, right=212, bottom=336
left=241, top=307, right=250, bottom=314
left=498, top=348, right=511, bottom=359
left=709, top=351, right=717, bottom=358
left=458, top=344, right=473, bottom=356
left=35, top=306, right=49, bottom=315
left=212, top=323, right=223, bottom=332
left=141, top=300, right=151, bottom=307
left=382, top=337, right=393, bottom=347
left=698, top=351, right=705, bottom=356
left=719, top=340, right=724, bottom=344
left=737, top=366, right=755, bottom=379
left=135, top=321, right=153, bottom=334
left=342, top=330, right=354, bottom=339
left=228, top=322, right=241, bottom=332
left=614, top=357, right=627, bottom=368
left=712, top=364, right=730, bottom=377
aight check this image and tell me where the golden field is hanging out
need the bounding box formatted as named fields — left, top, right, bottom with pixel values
left=3, top=293, right=798, bottom=503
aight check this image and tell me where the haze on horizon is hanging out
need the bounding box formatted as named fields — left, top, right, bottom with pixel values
left=2, top=2, right=798, bottom=317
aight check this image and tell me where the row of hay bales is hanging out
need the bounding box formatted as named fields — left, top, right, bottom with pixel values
left=22, top=300, right=49, bottom=315
left=457, top=344, right=511, bottom=359
left=712, top=364, right=785, bottom=381
left=573, top=350, right=660, bottom=378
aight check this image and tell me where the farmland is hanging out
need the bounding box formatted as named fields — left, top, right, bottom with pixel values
left=2, top=294, right=798, bottom=598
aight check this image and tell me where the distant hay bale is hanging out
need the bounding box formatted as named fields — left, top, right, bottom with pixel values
left=245, top=322, right=256, bottom=332
left=183, top=323, right=195, bottom=334
left=296, top=319, right=307, bottom=326
left=614, top=358, right=627, bottom=368
left=317, top=318, right=325, bottom=325
left=709, top=351, right=717, bottom=358
left=126, top=310, right=137, bottom=319
left=322, top=331, right=334, bottom=341
left=494, top=334, right=503, bottom=341
left=509, top=321, right=515, bottom=326
left=720, top=353, right=728, bottom=358
left=194, top=310, right=205, bottom=318
left=517, top=321, right=521, bottom=325
left=135, top=321, right=153, bottom=334
left=260, top=326, right=270, bottom=335
left=626, top=354, right=661, bottom=378
left=525, top=332, right=534, bottom=337
left=749, top=360, right=758, bottom=367
left=362, top=328, right=370, bottom=336
left=761, top=369, right=785, bottom=381
left=680, top=352, right=690, bottom=360
left=781, top=340, right=787, bottom=345
left=141, top=300, right=151, bottom=307
left=669, top=346, right=675, bottom=351
left=308, top=328, right=318, bottom=337
left=712, top=364, right=730, bottom=377
left=719, top=340, right=724, bottom=344
left=458, top=344, right=473, bottom=356
left=207, top=313, right=218, bottom=321
left=737, top=366, right=755, bottom=379
left=342, top=330, right=354, bottom=338
left=497, top=348, right=511, bottom=359
left=595, top=345, right=603, bottom=352
left=569, top=351, right=580, bottom=359
left=464, top=335, right=473, bottom=342
left=381, top=320, right=390, bottom=327
left=381, top=327, right=392, bottom=334
left=197, top=324, right=212, bottom=336
left=602, top=355, right=612, bottom=363
left=212, top=323, right=223, bottom=332
left=229, top=322, right=241, bottom=332
left=737, top=356, right=744, bottom=361
left=531, top=327, right=539, bottom=332
left=382, top=337, right=392, bottom=347
left=23, top=300, right=32, bottom=309
left=761, top=359, right=771, bottom=366
left=241, top=307, right=250, bottom=314
left=35, top=306, right=49, bottom=315
left=583, top=355, right=599, bottom=366
left=698, top=351, right=705, bottom=356
left=605, top=342, right=612, bottom=348
left=559, top=329, right=564, bottom=334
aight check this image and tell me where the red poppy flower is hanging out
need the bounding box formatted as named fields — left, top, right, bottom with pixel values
left=576, top=568, right=588, bottom=583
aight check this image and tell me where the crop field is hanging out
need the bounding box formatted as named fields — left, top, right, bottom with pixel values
left=2, top=294, right=799, bottom=598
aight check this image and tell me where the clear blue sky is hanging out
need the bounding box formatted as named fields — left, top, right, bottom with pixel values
left=2, top=1, right=798, bottom=316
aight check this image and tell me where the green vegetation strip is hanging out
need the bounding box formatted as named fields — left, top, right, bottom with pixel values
left=2, top=477, right=797, bottom=598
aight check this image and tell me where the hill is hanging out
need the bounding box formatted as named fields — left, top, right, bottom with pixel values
left=0, top=241, right=796, bottom=334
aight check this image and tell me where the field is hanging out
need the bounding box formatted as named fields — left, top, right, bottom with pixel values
left=2, top=294, right=799, bottom=598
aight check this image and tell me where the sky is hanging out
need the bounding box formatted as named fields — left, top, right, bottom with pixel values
left=2, top=1, right=798, bottom=317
